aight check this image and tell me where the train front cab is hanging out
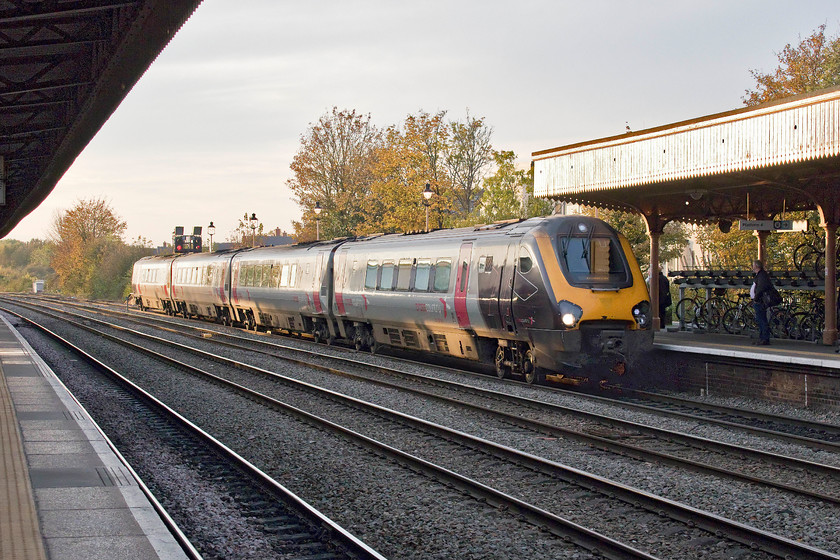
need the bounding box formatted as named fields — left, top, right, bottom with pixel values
left=513, top=217, right=653, bottom=383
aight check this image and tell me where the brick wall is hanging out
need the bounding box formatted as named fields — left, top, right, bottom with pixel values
left=642, top=349, right=840, bottom=412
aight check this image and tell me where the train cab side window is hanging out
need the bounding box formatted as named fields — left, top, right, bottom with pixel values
left=433, top=259, right=452, bottom=293
left=396, top=259, right=413, bottom=291
left=519, top=250, right=533, bottom=273
left=414, top=259, right=431, bottom=291
left=365, top=261, right=378, bottom=290
left=379, top=261, right=395, bottom=291
left=478, top=256, right=493, bottom=273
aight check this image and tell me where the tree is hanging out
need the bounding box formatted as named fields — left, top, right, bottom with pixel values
left=479, top=151, right=553, bottom=222
left=226, top=214, right=267, bottom=248
left=0, top=239, right=56, bottom=293
left=743, top=24, right=840, bottom=105
left=49, top=197, right=130, bottom=297
left=446, top=111, right=493, bottom=217
left=361, top=110, right=456, bottom=234
left=288, top=108, right=381, bottom=240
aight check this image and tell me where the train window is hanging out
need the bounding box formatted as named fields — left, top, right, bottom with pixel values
left=379, top=261, right=395, bottom=291
left=519, top=250, right=533, bottom=273
left=290, top=264, right=297, bottom=287
left=365, top=261, right=378, bottom=290
left=396, top=259, right=413, bottom=291
left=243, top=265, right=253, bottom=287
left=414, top=259, right=431, bottom=291
left=557, top=234, right=629, bottom=286
left=280, top=264, right=290, bottom=287
left=433, top=259, right=451, bottom=293
left=478, top=256, right=493, bottom=273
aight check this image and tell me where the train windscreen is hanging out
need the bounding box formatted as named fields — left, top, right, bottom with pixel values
left=555, top=223, right=631, bottom=288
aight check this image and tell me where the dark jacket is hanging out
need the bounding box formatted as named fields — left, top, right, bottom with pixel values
left=658, top=272, right=672, bottom=309
left=753, top=268, right=772, bottom=303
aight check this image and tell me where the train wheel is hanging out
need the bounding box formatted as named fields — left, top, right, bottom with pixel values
left=494, top=346, right=508, bottom=379
left=312, top=329, right=322, bottom=344
left=523, top=349, right=540, bottom=384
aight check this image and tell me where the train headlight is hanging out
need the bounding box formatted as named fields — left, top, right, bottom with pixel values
left=558, top=300, right=583, bottom=328
left=632, top=300, right=651, bottom=328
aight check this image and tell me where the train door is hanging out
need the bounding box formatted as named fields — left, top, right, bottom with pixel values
left=312, top=253, right=324, bottom=314
left=498, top=242, right=518, bottom=333
left=334, top=249, right=348, bottom=315
left=454, top=242, right=472, bottom=329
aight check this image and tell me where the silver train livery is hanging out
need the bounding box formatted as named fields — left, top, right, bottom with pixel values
left=131, top=215, right=654, bottom=384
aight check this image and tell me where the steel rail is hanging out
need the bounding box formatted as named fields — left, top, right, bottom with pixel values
left=47, top=294, right=840, bottom=451
left=14, top=296, right=840, bottom=501
left=3, top=302, right=659, bottom=560
left=4, top=307, right=388, bottom=560
left=6, top=300, right=840, bottom=560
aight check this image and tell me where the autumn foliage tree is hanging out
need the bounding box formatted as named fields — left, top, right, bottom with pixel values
left=288, top=108, right=381, bottom=240
left=743, top=24, right=840, bottom=105
left=361, top=110, right=456, bottom=234
left=50, top=197, right=150, bottom=299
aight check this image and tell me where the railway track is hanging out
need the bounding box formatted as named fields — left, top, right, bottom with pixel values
left=22, top=296, right=840, bottom=503
left=3, top=295, right=840, bottom=559
left=6, top=309, right=385, bottom=560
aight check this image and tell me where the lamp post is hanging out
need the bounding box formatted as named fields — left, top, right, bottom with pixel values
left=422, top=183, right=433, bottom=232
left=314, top=201, right=322, bottom=241
left=248, top=213, right=258, bottom=247
left=207, top=221, right=215, bottom=252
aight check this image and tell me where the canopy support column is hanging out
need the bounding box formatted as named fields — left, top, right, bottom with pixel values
left=755, top=230, right=769, bottom=264
left=822, top=222, right=838, bottom=345
left=643, top=213, right=667, bottom=331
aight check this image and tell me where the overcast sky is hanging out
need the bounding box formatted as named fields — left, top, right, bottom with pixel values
left=7, top=1, right=839, bottom=245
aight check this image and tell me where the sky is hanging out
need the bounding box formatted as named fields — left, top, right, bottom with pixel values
left=7, top=0, right=839, bottom=246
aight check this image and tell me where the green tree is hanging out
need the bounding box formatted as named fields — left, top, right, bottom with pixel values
left=743, top=24, right=840, bottom=105
left=288, top=108, right=381, bottom=240
left=479, top=151, right=553, bottom=223
left=0, top=239, right=56, bottom=293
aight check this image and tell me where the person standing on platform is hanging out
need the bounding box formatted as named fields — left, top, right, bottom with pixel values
left=658, top=271, right=672, bottom=328
left=751, top=259, right=771, bottom=345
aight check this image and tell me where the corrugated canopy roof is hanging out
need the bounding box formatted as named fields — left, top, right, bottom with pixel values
left=0, top=0, right=203, bottom=238
left=532, top=86, right=840, bottom=224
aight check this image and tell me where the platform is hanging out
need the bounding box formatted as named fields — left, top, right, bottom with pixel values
left=0, top=316, right=188, bottom=560
left=652, top=327, right=840, bottom=410
left=654, top=328, right=840, bottom=370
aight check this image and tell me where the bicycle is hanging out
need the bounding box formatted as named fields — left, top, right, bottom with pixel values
left=721, top=293, right=755, bottom=336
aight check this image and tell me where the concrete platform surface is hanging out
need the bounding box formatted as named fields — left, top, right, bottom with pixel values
left=0, top=316, right=188, bottom=560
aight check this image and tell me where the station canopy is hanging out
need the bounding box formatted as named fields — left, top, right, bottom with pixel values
left=0, top=1, right=203, bottom=239
left=532, top=86, right=840, bottom=227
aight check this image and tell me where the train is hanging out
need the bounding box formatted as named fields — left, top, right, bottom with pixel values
left=130, top=215, right=654, bottom=384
